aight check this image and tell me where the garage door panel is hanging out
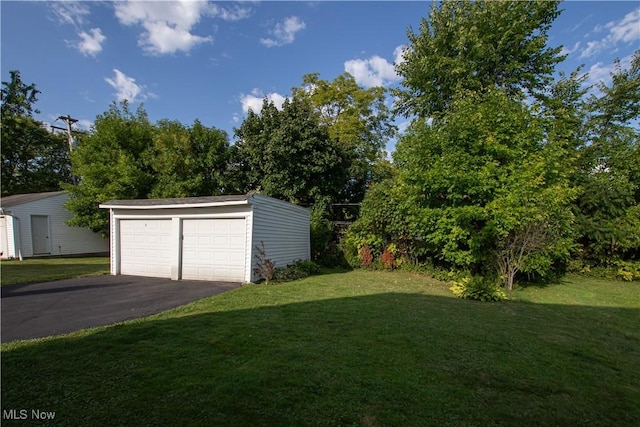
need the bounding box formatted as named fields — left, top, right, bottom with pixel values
left=120, top=219, right=173, bottom=278
left=182, top=218, right=246, bottom=282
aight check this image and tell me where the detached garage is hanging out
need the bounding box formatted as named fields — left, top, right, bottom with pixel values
left=100, top=194, right=310, bottom=283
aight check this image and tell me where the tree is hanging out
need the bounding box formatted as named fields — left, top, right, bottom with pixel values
left=394, top=0, right=564, bottom=119
left=574, top=52, right=640, bottom=264
left=350, top=89, right=577, bottom=286
left=293, top=73, right=396, bottom=201
left=65, top=101, right=155, bottom=234
left=149, top=119, right=230, bottom=198
left=1, top=70, right=72, bottom=196
left=232, top=96, right=350, bottom=206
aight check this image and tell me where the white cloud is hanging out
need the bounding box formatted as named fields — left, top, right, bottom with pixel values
left=75, top=28, right=106, bottom=57
left=240, top=89, right=288, bottom=114
left=345, top=49, right=403, bottom=88
left=393, top=44, right=407, bottom=65
left=581, top=8, right=640, bottom=58
left=49, top=2, right=90, bottom=28
left=76, top=119, right=94, bottom=131
left=105, top=69, right=151, bottom=103
left=584, top=54, right=634, bottom=87
left=561, top=41, right=581, bottom=56
left=260, top=16, right=306, bottom=47
left=209, top=4, right=252, bottom=21
left=114, top=1, right=213, bottom=55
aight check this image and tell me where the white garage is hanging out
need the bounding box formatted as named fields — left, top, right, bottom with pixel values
left=100, top=194, right=310, bottom=283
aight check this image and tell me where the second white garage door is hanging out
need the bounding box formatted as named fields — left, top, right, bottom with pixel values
left=181, top=218, right=246, bottom=282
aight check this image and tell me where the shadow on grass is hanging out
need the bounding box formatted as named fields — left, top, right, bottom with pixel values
left=2, top=293, right=639, bottom=426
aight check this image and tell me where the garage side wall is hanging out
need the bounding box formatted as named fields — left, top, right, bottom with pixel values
left=250, top=195, right=310, bottom=282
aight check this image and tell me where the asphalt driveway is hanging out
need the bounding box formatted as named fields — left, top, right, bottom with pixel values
left=1, top=275, right=241, bottom=343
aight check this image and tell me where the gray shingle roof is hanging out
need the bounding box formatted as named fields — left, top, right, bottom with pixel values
left=1, top=191, right=66, bottom=208
left=100, top=194, right=251, bottom=208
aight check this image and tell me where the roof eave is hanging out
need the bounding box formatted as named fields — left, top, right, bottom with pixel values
left=99, top=199, right=251, bottom=210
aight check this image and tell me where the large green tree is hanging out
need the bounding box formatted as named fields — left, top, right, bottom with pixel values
left=65, top=101, right=155, bottom=234
left=1, top=70, right=71, bottom=196
left=232, top=96, right=350, bottom=206
left=575, top=52, right=640, bottom=264
left=149, top=119, right=230, bottom=198
left=293, top=73, right=395, bottom=201
left=394, top=0, right=564, bottom=119
left=346, top=0, right=581, bottom=288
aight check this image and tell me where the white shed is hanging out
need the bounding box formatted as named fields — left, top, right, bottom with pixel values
left=0, top=191, right=108, bottom=259
left=99, top=194, right=310, bottom=283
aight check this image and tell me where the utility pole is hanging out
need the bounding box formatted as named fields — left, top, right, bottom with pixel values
left=55, top=115, right=78, bottom=154
left=52, top=115, right=79, bottom=185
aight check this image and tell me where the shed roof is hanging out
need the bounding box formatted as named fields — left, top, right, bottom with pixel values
left=100, top=194, right=251, bottom=210
left=1, top=191, right=66, bottom=208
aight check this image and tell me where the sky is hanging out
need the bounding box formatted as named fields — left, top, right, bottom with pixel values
left=1, top=1, right=639, bottom=151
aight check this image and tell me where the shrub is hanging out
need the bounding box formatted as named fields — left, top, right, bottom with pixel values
left=450, top=276, right=507, bottom=302
left=380, top=245, right=396, bottom=270
left=254, top=241, right=276, bottom=284
left=359, top=244, right=373, bottom=268
left=294, top=259, right=321, bottom=275
left=272, top=265, right=307, bottom=282
left=615, top=260, right=640, bottom=281
left=271, top=260, right=321, bottom=283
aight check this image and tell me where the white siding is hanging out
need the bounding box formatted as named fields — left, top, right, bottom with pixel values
left=4, top=193, right=108, bottom=258
left=250, top=194, right=310, bottom=282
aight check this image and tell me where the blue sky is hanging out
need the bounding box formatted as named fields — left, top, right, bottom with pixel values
left=2, top=1, right=639, bottom=150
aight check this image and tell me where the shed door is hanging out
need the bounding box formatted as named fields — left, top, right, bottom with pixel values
left=120, top=219, right=173, bottom=278
left=182, top=218, right=246, bottom=282
left=31, top=215, right=50, bottom=255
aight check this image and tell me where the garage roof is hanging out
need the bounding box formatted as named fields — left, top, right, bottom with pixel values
left=100, top=194, right=251, bottom=210
left=1, top=191, right=66, bottom=208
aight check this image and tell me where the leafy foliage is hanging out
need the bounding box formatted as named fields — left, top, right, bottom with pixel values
left=253, top=241, right=276, bottom=285
left=394, top=0, right=564, bottom=118
left=380, top=244, right=396, bottom=270
left=293, top=73, right=396, bottom=202
left=66, top=102, right=232, bottom=235
left=1, top=70, right=72, bottom=196
left=450, top=276, right=507, bottom=302
left=574, top=51, right=640, bottom=265
left=232, top=96, right=349, bottom=206
left=359, top=244, right=373, bottom=269
left=149, top=119, right=230, bottom=198
left=271, top=260, right=321, bottom=283
left=65, top=101, right=155, bottom=234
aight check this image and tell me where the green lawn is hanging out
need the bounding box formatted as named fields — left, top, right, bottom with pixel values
left=2, top=270, right=639, bottom=426
left=0, top=257, right=110, bottom=286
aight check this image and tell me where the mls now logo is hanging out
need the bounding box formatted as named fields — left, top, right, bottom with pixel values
left=3, top=409, right=56, bottom=420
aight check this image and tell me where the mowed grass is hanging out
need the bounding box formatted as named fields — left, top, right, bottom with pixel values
left=2, top=270, right=639, bottom=426
left=0, top=257, right=109, bottom=286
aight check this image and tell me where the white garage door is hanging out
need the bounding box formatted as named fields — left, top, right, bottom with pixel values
left=182, top=218, right=246, bottom=282
left=120, top=219, right=173, bottom=278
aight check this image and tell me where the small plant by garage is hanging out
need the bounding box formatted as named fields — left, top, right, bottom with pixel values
left=254, top=241, right=276, bottom=284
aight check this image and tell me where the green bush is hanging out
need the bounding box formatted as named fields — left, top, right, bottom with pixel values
left=295, top=260, right=321, bottom=275
left=271, top=260, right=322, bottom=283
left=272, top=265, right=307, bottom=283
left=450, top=276, right=507, bottom=302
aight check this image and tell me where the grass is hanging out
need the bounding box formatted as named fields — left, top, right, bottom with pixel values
left=2, top=270, right=639, bottom=426
left=0, top=257, right=110, bottom=286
